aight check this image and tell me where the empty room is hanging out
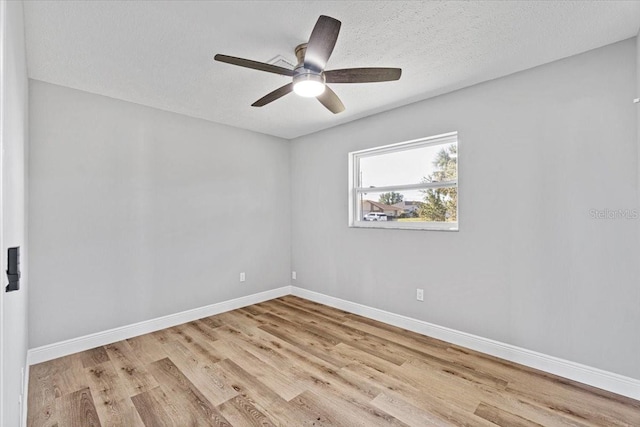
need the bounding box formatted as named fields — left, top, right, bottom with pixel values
left=1, top=0, right=640, bottom=426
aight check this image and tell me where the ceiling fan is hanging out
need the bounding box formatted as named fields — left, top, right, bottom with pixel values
left=214, top=15, right=402, bottom=114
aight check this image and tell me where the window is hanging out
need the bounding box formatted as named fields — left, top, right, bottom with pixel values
left=348, top=132, right=458, bottom=231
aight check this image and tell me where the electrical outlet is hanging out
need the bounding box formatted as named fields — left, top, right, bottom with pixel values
left=416, top=288, right=424, bottom=301
left=292, top=271, right=297, bottom=280
left=240, top=272, right=246, bottom=282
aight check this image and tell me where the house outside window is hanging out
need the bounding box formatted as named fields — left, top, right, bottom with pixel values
left=348, top=132, right=458, bottom=231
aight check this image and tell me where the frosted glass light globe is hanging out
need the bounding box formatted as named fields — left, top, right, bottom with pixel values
left=293, top=72, right=325, bottom=97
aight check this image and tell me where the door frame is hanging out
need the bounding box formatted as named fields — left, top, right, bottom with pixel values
left=0, top=0, right=7, bottom=421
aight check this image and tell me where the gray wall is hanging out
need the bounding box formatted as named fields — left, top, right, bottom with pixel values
left=1, top=0, right=29, bottom=425
left=29, top=81, right=291, bottom=347
left=291, top=39, right=640, bottom=379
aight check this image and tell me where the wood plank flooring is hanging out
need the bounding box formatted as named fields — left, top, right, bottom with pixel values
left=27, top=296, right=640, bottom=426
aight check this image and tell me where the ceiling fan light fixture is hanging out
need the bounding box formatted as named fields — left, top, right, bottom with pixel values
left=293, top=73, right=325, bottom=97
left=214, top=16, right=401, bottom=113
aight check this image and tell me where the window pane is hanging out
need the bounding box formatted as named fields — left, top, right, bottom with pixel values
left=359, top=142, right=457, bottom=188
left=357, top=187, right=457, bottom=223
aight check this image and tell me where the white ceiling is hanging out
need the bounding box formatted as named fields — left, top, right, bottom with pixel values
left=23, top=1, right=640, bottom=139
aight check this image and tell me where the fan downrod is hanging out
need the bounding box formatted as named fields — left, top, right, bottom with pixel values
left=294, top=43, right=308, bottom=66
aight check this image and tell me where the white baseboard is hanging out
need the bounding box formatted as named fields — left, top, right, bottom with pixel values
left=26, top=284, right=640, bottom=401
left=290, top=286, right=640, bottom=401
left=27, top=286, right=292, bottom=365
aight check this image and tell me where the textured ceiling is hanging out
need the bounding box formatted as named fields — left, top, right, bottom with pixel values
left=23, top=1, right=640, bottom=139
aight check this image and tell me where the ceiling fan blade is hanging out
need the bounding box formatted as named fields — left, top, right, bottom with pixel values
left=215, top=54, right=294, bottom=77
left=325, top=67, right=402, bottom=83
left=304, top=15, right=341, bottom=72
left=252, top=83, right=294, bottom=107
left=317, top=86, right=345, bottom=114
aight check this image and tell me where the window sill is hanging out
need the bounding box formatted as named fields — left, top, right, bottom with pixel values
left=350, top=221, right=459, bottom=231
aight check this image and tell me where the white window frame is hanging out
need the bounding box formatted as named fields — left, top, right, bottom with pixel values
left=348, top=132, right=459, bottom=231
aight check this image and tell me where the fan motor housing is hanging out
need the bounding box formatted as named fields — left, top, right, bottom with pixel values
left=293, top=42, right=325, bottom=92
left=293, top=68, right=325, bottom=83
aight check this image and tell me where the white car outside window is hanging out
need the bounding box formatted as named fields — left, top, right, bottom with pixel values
left=363, top=213, right=387, bottom=221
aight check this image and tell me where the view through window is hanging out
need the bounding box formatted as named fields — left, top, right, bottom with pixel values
left=349, top=132, right=458, bottom=230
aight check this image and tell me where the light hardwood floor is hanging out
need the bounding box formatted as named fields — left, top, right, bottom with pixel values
left=28, top=296, right=640, bottom=426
